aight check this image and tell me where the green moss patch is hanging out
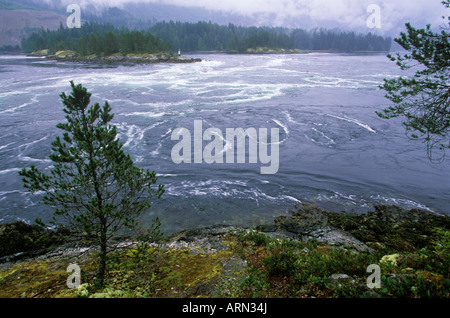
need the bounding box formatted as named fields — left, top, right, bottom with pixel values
left=0, top=205, right=448, bottom=298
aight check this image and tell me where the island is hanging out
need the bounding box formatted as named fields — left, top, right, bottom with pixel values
left=21, top=23, right=202, bottom=64
left=20, top=21, right=392, bottom=64
left=28, top=49, right=201, bottom=64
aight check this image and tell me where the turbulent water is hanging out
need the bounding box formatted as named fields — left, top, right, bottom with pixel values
left=0, top=53, right=448, bottom=234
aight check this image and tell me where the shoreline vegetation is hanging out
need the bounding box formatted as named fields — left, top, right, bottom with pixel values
left=19, top=21, right=392, bottom=62
left=27, top=49, right=202, bottom=64
left=0, top=204, right=448, bottom=298
left=22, top=47, right=392, bottom=66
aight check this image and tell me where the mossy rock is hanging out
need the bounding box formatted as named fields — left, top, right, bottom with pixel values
left=29, top=49, right=49, bottom=56
left=0, top=221, right=71, bottom=258
left=325, top=205, right=450, bottom=253
left=274, top=204, right=328, bottom=235
left=54, top=50, right=76, bottom=56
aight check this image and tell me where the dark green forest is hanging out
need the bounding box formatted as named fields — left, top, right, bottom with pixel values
left=21, top=22, right=173, bottom=56
left=151, top=21, right=392, bottom=52
left=21, top=21, right=392, bottom=56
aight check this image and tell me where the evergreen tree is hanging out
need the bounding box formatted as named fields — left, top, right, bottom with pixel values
left=21, top=20, right=391, bottom=55
left=378, top=0, right=450, bottom=161
left=19, top=82, right=165, bottom=286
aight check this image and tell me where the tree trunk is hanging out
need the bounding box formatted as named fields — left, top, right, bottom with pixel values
left=96, top=219, right=107, bottom=288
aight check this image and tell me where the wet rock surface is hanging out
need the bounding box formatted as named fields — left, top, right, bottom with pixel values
left=1, top=204, right=449, bottom=264
left=0, top=204, right=448, bottom=298
left=261, top=204, right=374, bottom=253
left=324, top=204, right=450, bottom=253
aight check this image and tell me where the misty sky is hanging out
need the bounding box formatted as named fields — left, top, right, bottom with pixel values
left=47, top=0, right=448, bottom=34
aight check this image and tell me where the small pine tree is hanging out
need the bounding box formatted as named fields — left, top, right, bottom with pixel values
left=377, top=1, right=450, bottom=162
left=19, top=81, right=165, bottom=286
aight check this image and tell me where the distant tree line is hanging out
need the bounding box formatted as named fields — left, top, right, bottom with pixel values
left=21, top=22, right=115, bottom=53
left=149, top=21, right=392, bottom=52
left=21, top=22, right=173, bottom=56
left=76, top=30, right=173, bottom=56
left=0, top=44, right=21, bottom=53
left=21, top=21, right=392, bottom=55
left=290, top=28, right=392, bottom=52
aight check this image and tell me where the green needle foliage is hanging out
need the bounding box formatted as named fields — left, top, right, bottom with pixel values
left=19, top=81, right=165, bottom=286
left=378, top=0, right=450, bottom=162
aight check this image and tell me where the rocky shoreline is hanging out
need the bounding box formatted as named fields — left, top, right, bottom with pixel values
left=2, top=204, right=446, bottom=263
left=0, top=204, right=449, bottom=298
left=169, top=204, right=450, bottom=255
left=28, top=50, right=202, bottom=64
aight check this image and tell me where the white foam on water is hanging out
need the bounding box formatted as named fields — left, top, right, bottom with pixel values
left=194, top=82, right=290, bottom=106
left=123, top=111, right=168, bottom=118
left=326, top=114, right=377, bottom=133
left=156, top=173, right=180, bottom=177
left=225, top=179, right=248, bottom=185
left=106, top=98, right=142, bottom=107
left=0, top=89, right=29, bottom=99
left=280, top=195, right=302, bottom=204
left=369, top=194, right=435, bottom=213
left=0, top=94, right=40, bottom=114
left=150, top=128, right=172, bottom=157
left=0, top=190, right=23, bottom=197
left=305, top=75, right=343, bottom=85
left=283, top=111, right=296, bottom=124
left=16, top=136, right=52, bottom=164
left=313, top=191, right=370, bottom=208
left=0, top=55, right=29, bottom=59
left=120, top=124, right=145, bottom=149
left=18, top=155, right=52, bottom=164
left=264, top=57, right=286, bottom=68
left=271, top=119, right=290, bottom=145
left=299, top=73, right=376, bottom=90
left=311, top=127, right=336, bottom=145
left=144, top=100, right=193, bottom=108
left=272, top=119, right=289, bottom=135
left=116, top=120, right=168, bottom=151
left=0, top=101, right=30, bottom=114
left=150, top=144, right=162, bottom=157
left=164, top=177, right=300, bottom=208
left=0, top=168, right=21, bottom=175
left=311, top=191, right=437, bottom=213
left=0, top=142, right=15, bottom=151
left=23, top=136, right=48, bottom=147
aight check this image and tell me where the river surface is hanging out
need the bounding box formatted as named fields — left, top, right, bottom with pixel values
left=0, top=53, right=448, bottom=233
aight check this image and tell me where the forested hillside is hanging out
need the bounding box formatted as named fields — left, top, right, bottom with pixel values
left=21, top=21, right=392, bottom=56
left=149, top=21, right=392, bottom=52
left=21, top=22, right=173, bottom=56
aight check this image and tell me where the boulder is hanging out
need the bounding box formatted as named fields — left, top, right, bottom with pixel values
left=274, top=204, right=328, bottom=235
left=0, top=221, right=73, bottom=261
left=326, top=273, right=355, bottom=288
left=270, top=204, right=373, bottom=253
left=306, top=227, right=374, bottom=254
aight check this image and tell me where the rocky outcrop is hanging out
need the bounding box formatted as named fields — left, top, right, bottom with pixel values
left=168, top=203, right=449, bottom=255
left=166, top=204, right=374, bottom=254
left=0, top=221, right=95, bottom=263
left=46, top=53, right=202, bottom=64
left=324, top=204, right=450, bottom=252
left=1, top=203, right=448, bottom=264
left=255, top=204, right=374, bottom=253
left=0, top=221, right=69, bottom=260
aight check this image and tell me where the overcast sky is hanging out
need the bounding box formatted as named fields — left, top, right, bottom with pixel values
left=49, top=0, right=448, bottom=34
